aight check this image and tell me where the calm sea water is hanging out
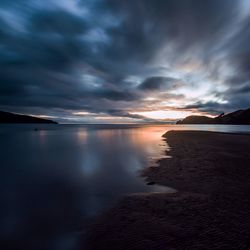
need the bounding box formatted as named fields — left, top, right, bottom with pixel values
left=1, top=124, right=250, bottom=250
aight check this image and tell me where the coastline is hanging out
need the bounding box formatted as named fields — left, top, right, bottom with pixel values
left=84, top=130, right=250, bottom=250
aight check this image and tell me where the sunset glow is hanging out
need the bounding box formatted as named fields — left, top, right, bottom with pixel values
left=132, top=110, right=194, bottom=120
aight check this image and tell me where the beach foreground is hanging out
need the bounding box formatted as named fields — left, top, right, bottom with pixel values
left=84, top=131, right=250, bottom=250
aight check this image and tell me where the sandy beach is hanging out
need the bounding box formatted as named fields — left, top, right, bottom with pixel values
left=85, top=131, right=250, bottom=250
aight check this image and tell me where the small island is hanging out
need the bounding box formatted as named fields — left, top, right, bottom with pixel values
left=0, top=111, right=58, bottom=124
left=177, top=108, right=250, bottom=125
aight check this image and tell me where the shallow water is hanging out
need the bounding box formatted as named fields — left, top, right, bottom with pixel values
left=1, top=124, right=250, bottom=249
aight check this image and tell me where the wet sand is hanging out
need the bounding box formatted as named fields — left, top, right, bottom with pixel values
left=85, top=131, right=250, bottom=250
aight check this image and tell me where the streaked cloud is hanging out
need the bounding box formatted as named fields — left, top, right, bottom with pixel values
left=0, top=0, right=250, bottom=123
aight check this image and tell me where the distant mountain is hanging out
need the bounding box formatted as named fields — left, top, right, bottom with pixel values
left=0, top=111, right=58, bottom=124
left=177, top=108, right=250, bottom=125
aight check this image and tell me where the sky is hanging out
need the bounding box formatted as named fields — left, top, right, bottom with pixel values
left=0, top=0, right=250, bottom=123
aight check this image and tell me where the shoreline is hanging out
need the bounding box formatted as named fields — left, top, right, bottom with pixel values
left=84, top=130, right=250, bottom=250
left=143, top=130, right=250, bottom=194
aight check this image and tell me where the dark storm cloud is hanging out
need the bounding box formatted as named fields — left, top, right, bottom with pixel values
left=138, top=77, right=182, bottom=91
left=183, top=102, right=225, bottom=115
left=97, top=0, right=238, bottom=63
left=94, top=88, right=138, bottom=101
left=225, top=16, right=250, bottom=86
left=0, top=0, right=249, bottom=122
left=30, top=10, right=88, bottom=35
left=26, top=12, right=88, bottom=70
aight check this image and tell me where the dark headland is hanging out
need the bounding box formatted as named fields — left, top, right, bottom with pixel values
left=0, top=111, right=58, bottom=124
left=177, top=108, right=250, bottom=124
left=85, top=130, right=250, bottom=250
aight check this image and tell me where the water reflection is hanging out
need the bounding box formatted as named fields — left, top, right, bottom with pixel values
left=0, top=125, right=169, bottom=250
left=0, top=124, right=250, bottom=250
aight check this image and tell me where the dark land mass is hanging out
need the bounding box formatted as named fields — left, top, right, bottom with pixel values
left=177, top=108, right=250, bottom=124
left=0, top=111, right=58, bottom=124
left=85, top=131, right=250, bottom=250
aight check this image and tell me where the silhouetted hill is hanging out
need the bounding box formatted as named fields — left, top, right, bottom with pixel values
left=176, top=115, right=214, bottom=124
left=177, top=108, right=250, bottom=125
left=0, top=111, right=58, bottom=124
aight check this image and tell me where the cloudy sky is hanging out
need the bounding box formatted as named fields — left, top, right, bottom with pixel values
left=1, top=0, right=250, bottom=123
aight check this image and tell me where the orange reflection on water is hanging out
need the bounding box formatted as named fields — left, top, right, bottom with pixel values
left=95, top=129, right=119, bottom=139
left=34, top=129, right=48, bottom=146
left=76, top=129, right=88, bottom=143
